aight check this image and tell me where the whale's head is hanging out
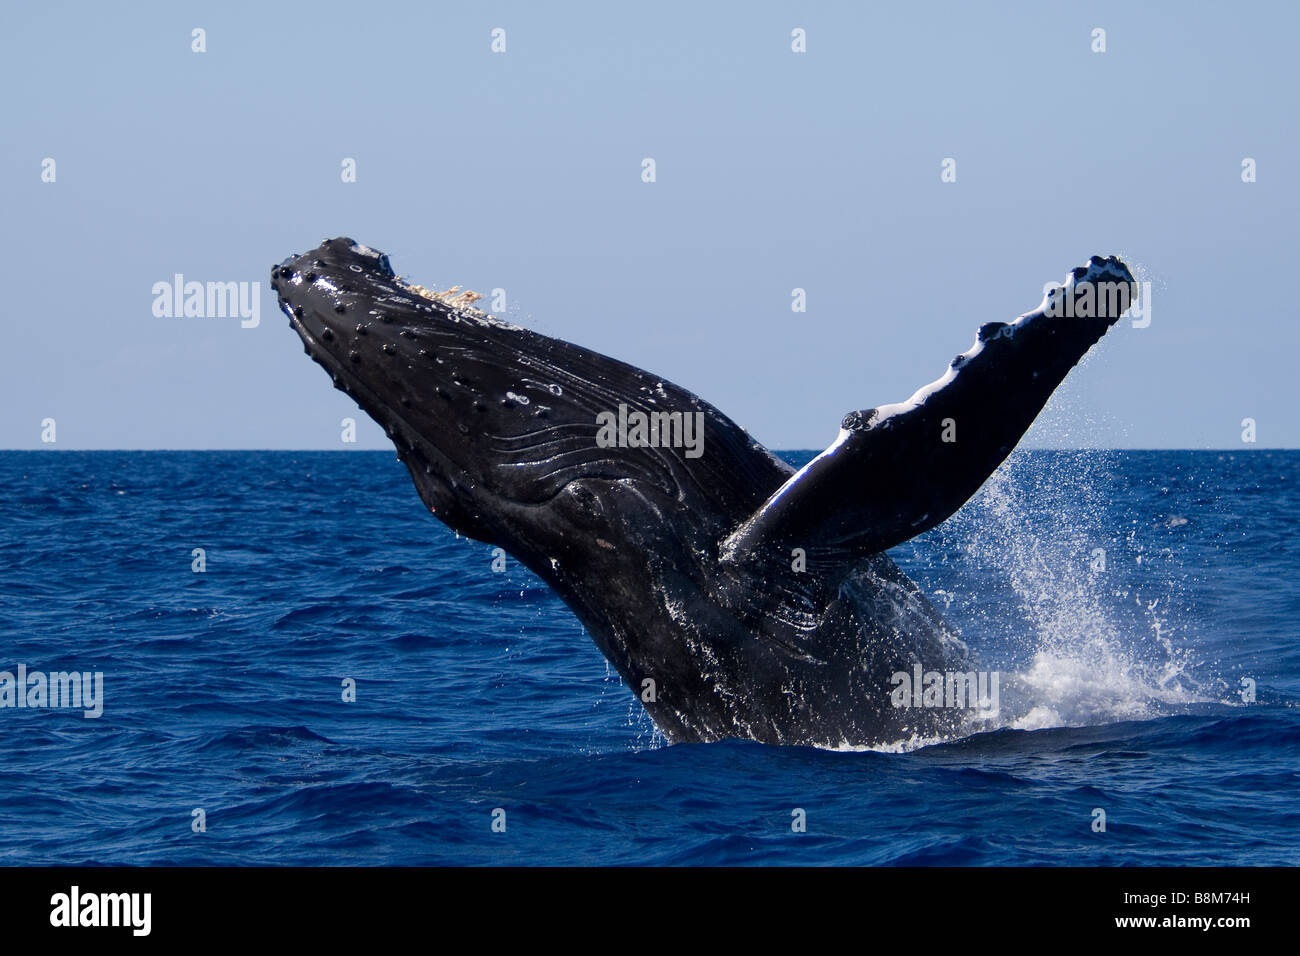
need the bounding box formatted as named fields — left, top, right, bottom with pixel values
left=270, top=238, right=533, bottom=542
left=270, top=238, right=749, bottom=566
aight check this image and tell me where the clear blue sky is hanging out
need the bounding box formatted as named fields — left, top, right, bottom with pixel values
left=2, top=1, right=1296, bottom=449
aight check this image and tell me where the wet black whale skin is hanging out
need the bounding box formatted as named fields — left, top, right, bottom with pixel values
left=271, top=238, right=1132, bottom=747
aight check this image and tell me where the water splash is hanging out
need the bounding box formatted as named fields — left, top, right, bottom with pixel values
left=932, top=450, right=1212, bottom=735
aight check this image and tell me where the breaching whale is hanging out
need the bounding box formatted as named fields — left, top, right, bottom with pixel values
left=271, top=239, right=1135, bottom=748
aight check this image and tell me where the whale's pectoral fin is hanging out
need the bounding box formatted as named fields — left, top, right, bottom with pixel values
left=722, top=256, right=1136, bottom=574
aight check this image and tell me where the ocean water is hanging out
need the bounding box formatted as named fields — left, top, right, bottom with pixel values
left=0, top=449, right=1296, bottom=866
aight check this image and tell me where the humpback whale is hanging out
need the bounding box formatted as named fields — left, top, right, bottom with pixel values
left=271, top=239, right=1135, bottom=748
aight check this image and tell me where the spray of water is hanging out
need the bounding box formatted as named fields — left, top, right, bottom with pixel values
left=938, top=450, right=1210, bottom=735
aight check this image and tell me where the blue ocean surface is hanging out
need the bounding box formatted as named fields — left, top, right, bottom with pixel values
left=0, top=449, right=1295, bottom=866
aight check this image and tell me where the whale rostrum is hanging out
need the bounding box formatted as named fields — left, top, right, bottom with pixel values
left=272, top=238, right=1135, bottom=747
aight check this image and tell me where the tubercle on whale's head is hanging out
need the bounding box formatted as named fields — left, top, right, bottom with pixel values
left=270, top=238, right=516, bottom=360
left=272, top=238, right=468, bottom=375
left=272, top=239, right=383, bottom=389
left=269, top=237, right=528, bottom=542
left=271, top=237, right=468, bottom=411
